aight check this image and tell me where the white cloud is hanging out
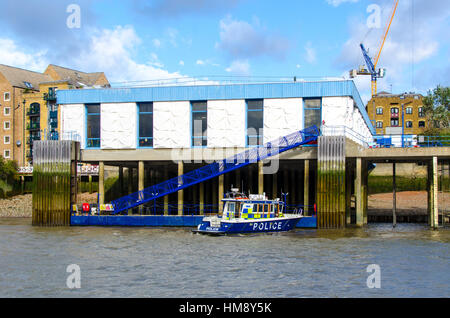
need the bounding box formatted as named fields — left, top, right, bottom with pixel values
left=0, top=38, right=48, bottom=72
left=216, top=15, right=290, bottom=60
left=326, top=0, right=359, bottom=7
left=71, top=25, right=186, bottom=83
left=179, top=60, right=185, bottom=66
left=304, top=42, right=317, bottom=64
left=196, top=60, right=205, bottom=65
left=225, top=59, right=250, bottom=75
left=152, top=38, right=161, bottom=48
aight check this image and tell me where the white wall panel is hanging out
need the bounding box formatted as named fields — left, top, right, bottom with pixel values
left=263, top=98, right=302, bottom=143
left=153, top=101, right=190, bottom=148
left=60, top=104, right=86, bottom=149
left=101, top=103, right=137, bottom=149
left=322, top=97, right=352, bottom=127
left=207, top=99, right=246, bottom=148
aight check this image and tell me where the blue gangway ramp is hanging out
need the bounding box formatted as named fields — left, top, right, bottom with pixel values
left=111, top=126, right=320, bottom=214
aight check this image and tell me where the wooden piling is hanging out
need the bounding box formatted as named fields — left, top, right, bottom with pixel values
left=32, top=141, right=78, bottom=226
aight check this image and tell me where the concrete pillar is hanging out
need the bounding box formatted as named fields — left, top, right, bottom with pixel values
left=178, top=161, right=184, bottom=216
left=218, top=174, right=224, bottom=214
left=98, top=161, right=105, bottom=206
left=258, top=161, right=264, bottom=195
left=428, top=157, right=439, bottom=229
left=138, top=161, right=144, bottom=214
left=304, top=160, right=310, bottom=215
left=355, top=158, right=363, bottom=227
left=164, top=165, right=169, bottom=216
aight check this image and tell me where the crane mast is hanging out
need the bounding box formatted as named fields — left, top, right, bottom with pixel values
left=350, top=0, right=399, bottom=97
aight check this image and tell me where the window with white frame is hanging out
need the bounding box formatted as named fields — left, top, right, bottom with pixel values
left=4, top=135, right=10, bottom=144
left=4, top=107, right=10, bottom=116
left=4, top=121, right=10, bottom=130
left=376, top=107, right=383, bottom=115
left=376, top=121, right=383, bottom=128
left=4, top=92, right=10, bottom=101
left=406, top=121, right=413, bottom=128
left=3, top=150, right=10, bottom=158
left=405, top=107, right=413, bottom=114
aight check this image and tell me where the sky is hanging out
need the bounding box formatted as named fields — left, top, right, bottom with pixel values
left=0, top=0, right=448, bottom=104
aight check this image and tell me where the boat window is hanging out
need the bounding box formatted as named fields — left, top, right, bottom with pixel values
left=227, top=202, right=235, bottom=213
left=263, top=204, right=269, bottom=213
left=270, top=204, right=275, bottom=212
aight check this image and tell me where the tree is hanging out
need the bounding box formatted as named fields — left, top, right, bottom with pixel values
left=422, top=85, right=450, bottom=131
left=0, top=156, right=18, bottom=185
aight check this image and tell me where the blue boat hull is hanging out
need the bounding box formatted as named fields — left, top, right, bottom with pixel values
left=193, top=216, right=302, bottom=235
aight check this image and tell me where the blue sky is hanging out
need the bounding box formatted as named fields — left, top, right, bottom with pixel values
left=0, top=0, right=448, bottom=104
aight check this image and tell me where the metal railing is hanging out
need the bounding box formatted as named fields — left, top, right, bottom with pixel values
left=111, top=126, right=320, bottom=214
left=372, top=135, right=450, bottom=148
left=321, top=125, right=372, bottom=147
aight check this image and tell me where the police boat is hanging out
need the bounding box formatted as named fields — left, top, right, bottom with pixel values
left=192, top=188, right=303, bottom=235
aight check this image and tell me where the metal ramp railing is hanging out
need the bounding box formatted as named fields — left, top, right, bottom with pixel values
left=110, top=126, right=320, bottom=214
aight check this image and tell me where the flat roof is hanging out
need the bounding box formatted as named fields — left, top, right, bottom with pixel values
left=57, top=80, right=375, bottom=134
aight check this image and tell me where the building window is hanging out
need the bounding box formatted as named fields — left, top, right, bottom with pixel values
left=4, top=121, right=10, bottom=130
left=418, top=107, right=425, bottom=117
left=405, top=107, right=412, bottom=114
left=376, top=107, right=383, bottom=115
left=3, top=150, right=10, bottom=158
left=390, top=107, right=399, bottom=114
left=191, top=101, right=207, bottom=147
left=4, top=107, right=10, bottom=116
left=4, top=92, right=10, bottom=101
left=391, top=119, right=399, bottom=127
left=418, top=121, right=426, bottom=128
left=86, top=104, right=100, bottom=148
left=304, top=98, right=321, bottom=130
left=376, top=121, right=383, bottom=128
left=138, top=102, right=153, bottom=147
left=4, top=136, right=10, bottom=144
left=247, top=99, right=264, bottom=146
left=406, top=121, right=413, bottom=128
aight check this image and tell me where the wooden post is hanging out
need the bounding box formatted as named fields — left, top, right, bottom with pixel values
left=218, top=174, right=224, bottom=214
left=304, top=160, right=310, bottom=215
left=393, top=162, right=397, bottom=228
left=199, top=181, right=204, bottom=215
left=118, top=166, right=123, bottom=196
left=138, top=161, right=144, bottom=214
left=127, top=167, right=133, bottom=215
left=258, top=161, right=264, bottom=195
left=98, top=161, right=105, bottom=206
left=356, top=157, right=363, bottom=227
left=164, top=165, right=169, bottom=216
left=428, top=157, right=439, bottom=229
left=345, top=161, right=352, bottom=225
left=178, top=161, right=184, bottom=216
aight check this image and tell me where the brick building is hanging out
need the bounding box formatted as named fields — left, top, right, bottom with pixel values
left=0, top=64, right=109, bottom=167
left=366, top=91, right=428, bottom=136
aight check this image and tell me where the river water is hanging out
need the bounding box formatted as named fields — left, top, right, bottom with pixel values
left=0, top=218, right=448, bottom=298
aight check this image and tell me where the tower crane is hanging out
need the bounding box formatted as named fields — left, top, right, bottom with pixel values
left=350, top=0, right=399, bottom=96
